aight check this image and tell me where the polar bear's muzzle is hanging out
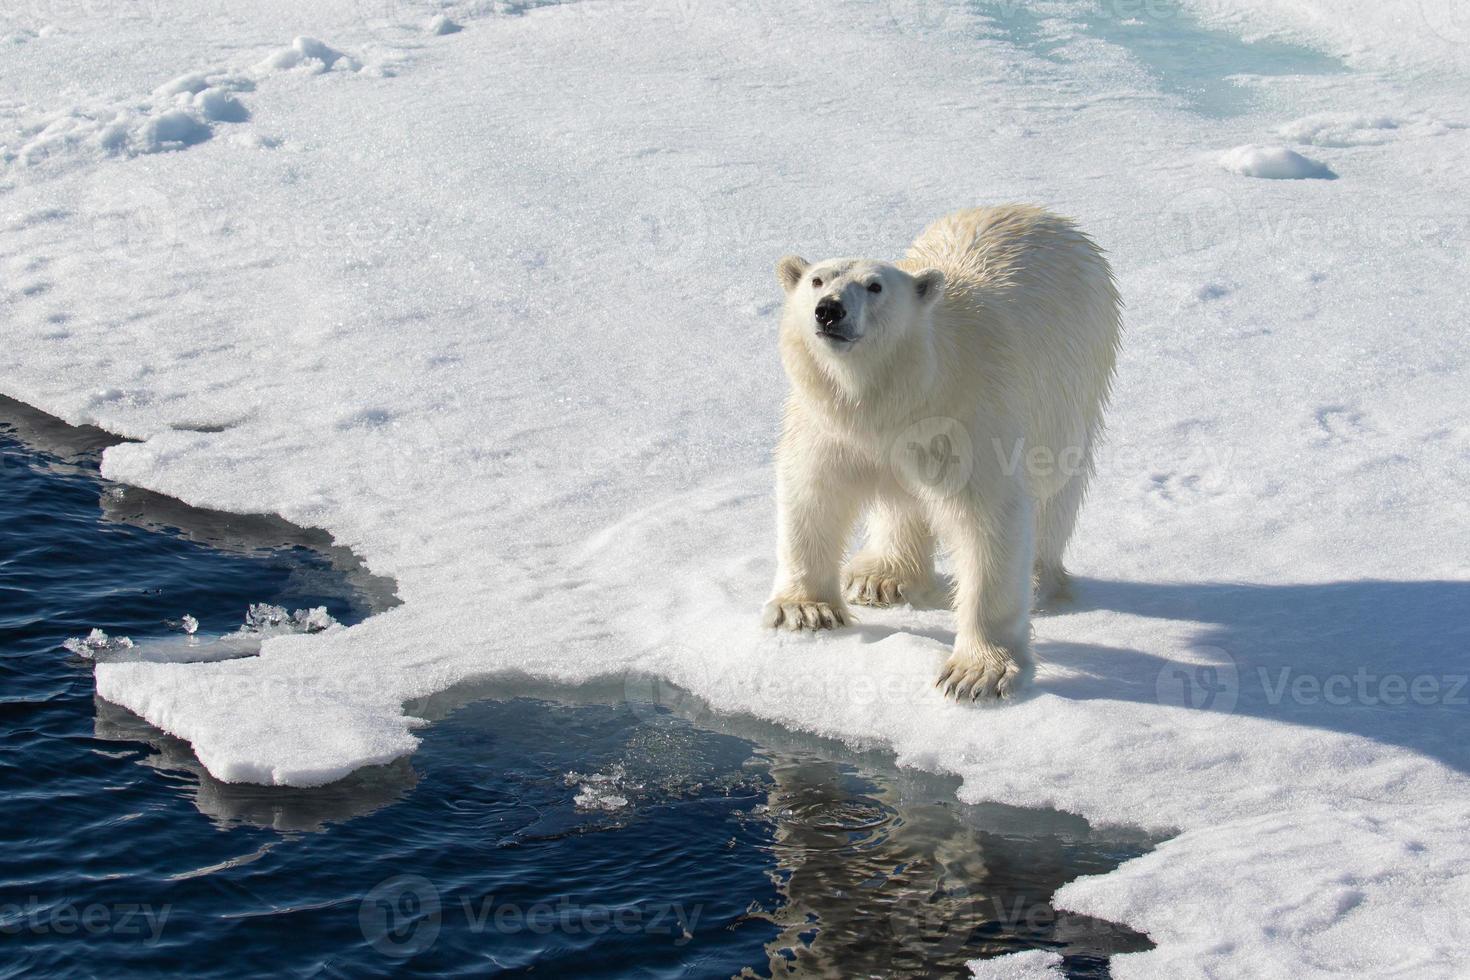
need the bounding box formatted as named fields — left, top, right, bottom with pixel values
left=814, top=297, right=857, bottom=344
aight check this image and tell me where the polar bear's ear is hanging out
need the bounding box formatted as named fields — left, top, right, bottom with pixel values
left=913, top=268, right=946, bottom=306
left=776, top=255, right=810, bottom=294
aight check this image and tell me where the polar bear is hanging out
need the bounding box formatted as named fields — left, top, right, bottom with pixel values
left=761, top=205, right=1121, bottom=700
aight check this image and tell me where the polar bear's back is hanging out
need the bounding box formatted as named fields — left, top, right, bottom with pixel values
left=901, top=205, right=1122, bottom=497
left=901, top=205, right=1116, bottom=317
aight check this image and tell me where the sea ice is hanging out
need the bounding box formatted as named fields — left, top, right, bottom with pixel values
left=7, top=0, right=1470, bottom=974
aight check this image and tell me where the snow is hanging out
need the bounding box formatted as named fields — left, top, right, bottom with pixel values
left=3, top=0, right=1469, bottom=976
left=191, top=88, right=250, bottom=124
left=969, top=949, right=1065, bottom=979
left=1219, top=143, right=1336, bottom=179
left=1177, top=0, right=1470, bottom=73
left=255, top=36, right=358, bottom=74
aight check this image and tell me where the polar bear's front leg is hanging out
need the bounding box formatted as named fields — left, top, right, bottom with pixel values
left=932, top=484, right=1036, bottom=699
left=763, top=445, right=865, bottom=632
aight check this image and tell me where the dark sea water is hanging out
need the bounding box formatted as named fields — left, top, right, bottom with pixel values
left=0, top=396, right=1159, bottom=978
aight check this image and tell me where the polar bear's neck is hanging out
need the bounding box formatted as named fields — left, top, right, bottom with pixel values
left=781, top=316, right=941, bottom=438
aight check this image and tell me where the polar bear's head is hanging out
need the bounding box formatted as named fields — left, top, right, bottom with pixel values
left=775, top=255, right=945, bottom=364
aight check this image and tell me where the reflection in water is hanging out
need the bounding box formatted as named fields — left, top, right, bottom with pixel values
left=96, top=672, right=1157, bottom=974
left=95, top=485, right=400, bottom=616
left=0, top=393, right=399, bottom=615
left=744, top=757, right=1151, bottom=978
left=92, top=697, right=418, bottom=834
left=0, top=395, right=118, bottom=463
left=417, top=677, right=1158, bottom=975
left=582, top=676, right=1157, bottom=976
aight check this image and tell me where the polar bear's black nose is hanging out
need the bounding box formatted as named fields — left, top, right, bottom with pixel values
left=815, top=298, right=846, bottom=327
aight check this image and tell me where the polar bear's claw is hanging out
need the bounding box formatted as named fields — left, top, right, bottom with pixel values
left=937, top=647, right=1027, bottom=701
left=844, top=571, right=905, bottom=607
left=763, top=599, right=847, bottom=631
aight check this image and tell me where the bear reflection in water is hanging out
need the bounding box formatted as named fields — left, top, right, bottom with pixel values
left=743, top=755, right=1153, bottom=978
left=91, top=667, right=1153, bottom=976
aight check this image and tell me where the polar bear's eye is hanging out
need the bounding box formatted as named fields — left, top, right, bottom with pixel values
left=811, top=277, right=823, bottom=288
left=867, top=282, right=882, bottom=294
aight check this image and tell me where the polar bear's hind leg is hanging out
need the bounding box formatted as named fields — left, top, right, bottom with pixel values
left=844, top=499, right=936, bottom=607
left=1034, top=467, right=1088, bottom=604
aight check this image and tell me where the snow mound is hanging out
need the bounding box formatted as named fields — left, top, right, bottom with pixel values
left=1219, top=144, right=1336, bottom=179
left=1277, top=113, right=1397, bottom=147
left=131, top=109, right=212, bottom=151
left=3, top=32, right=363, bottom=172
left=191, top=88, right=250, bottom=124
left=426, top=15, right=463, bottom=36
left=12, top=105, right=212, bottom=165
left=153, top=70, right=254, bottom=99
left=1275, top=113, right=1457, bottom=148
left=255, top=36, right=359, bottom=74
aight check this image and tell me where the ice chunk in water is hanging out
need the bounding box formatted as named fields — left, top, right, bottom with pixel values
left=66, top=605, right=340, bottom=665
left=241, top=603, right=338, bottom=635
left=62, top=628, right=135, bottom=658
left=565, top=765, right=636, bottom=812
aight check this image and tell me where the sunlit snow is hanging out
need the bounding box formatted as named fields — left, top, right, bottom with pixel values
left=6, top=0, right=1469, bottom=976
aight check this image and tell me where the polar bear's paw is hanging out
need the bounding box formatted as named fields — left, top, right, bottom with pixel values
left=844, top=571, right=905, bottom=607
left=937, top=642, right=1032, bottom=701
left=1033, top=562, right=1073, bottom=610
left=762, top=595, right=849, bottom=631
left=842, top=554, right=929, bottom=608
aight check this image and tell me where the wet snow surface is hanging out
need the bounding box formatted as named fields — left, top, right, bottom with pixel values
left=3, top=0, right=1469, bottom=976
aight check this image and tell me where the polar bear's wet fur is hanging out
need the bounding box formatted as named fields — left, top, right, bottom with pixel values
left=763, top=205, right=1121, bottom=700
